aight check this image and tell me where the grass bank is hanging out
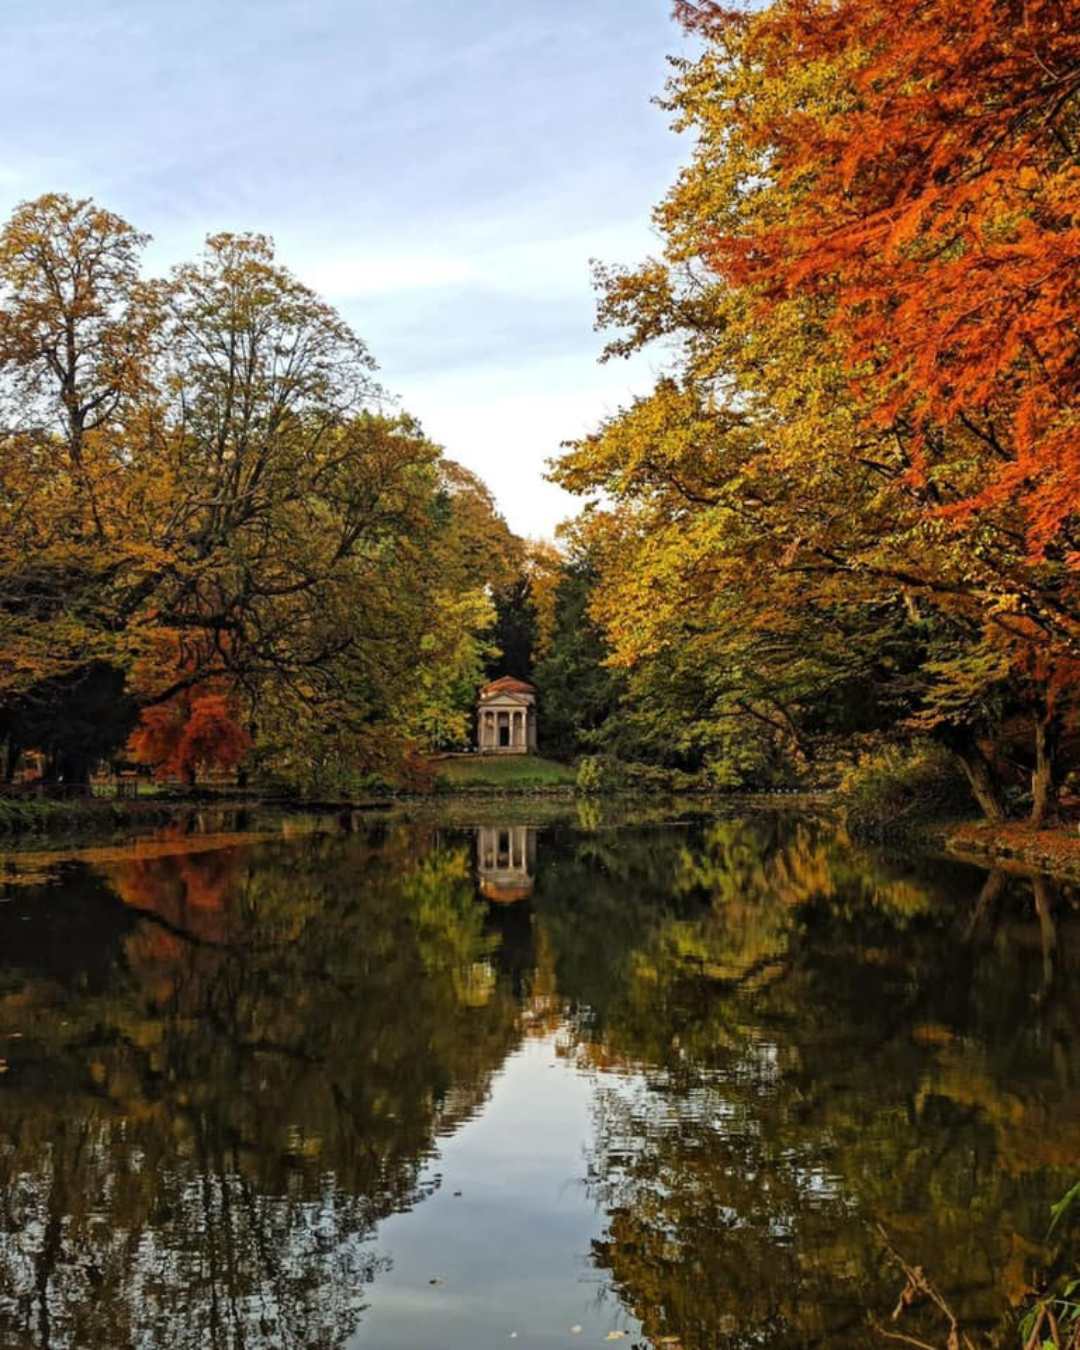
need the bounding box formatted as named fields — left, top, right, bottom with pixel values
left=0, top=760, right=579, bottom=841
left=0, top=794, right=186, bottom=839
left=433, top=755, right=577, bottom=793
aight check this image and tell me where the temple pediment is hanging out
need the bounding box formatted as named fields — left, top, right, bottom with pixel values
left=479, top=691, right=532, bottom=707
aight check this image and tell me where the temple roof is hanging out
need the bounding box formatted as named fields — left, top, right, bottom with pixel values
left=480, top=878, right=535, bottom=903
left=479, top=675, right=536, bottom=698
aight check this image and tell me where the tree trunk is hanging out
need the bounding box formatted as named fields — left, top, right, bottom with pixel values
left=950, top=737, right=1007, bottom=822
left=965, top=867, right=1006, bottom=940
left=2, top=737, right=20, bottom=784
left=1030, top=708, right=1061, bottom=828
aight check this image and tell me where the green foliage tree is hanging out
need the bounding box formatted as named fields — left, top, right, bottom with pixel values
left=487, top=575, right=538, bottom=683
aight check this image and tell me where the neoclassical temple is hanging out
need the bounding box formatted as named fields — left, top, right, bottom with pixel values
left=476, top=675, right=538, bottom=754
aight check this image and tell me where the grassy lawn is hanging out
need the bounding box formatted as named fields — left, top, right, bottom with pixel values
left=436, top=755, right=576, bottom=790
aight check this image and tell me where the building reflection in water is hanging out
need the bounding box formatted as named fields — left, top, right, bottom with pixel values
left=476, top=825, right=537, bottom=903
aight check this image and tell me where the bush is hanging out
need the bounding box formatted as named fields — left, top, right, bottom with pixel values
left=575, top=755, right=712, bottom=796
left=839, top=741, right=975, bottom=841
left=0, top=796, right=77, bottom=834
left=575, top=756, right=605, bottom=794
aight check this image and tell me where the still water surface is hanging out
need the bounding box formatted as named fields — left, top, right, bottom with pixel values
left=0, top=807, right=1075, bottom=1348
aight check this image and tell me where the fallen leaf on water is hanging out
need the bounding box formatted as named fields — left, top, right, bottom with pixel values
left=570, top=1327, right=582, bottom=1336
left=605, top=1334, right=627, bottom=1342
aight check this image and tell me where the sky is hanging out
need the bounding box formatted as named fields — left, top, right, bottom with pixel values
left=0, top=1, right=691, bottom=539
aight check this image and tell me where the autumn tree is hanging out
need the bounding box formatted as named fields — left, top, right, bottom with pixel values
left=675, top=0, right=1080, bottom=555
left=127, top=690, right=251, bottom=785
left=0, top=196, right=507, bottom=788
left=553, top=0, right=1080, bottom=817
left=0, top=195, right=161, bottom=781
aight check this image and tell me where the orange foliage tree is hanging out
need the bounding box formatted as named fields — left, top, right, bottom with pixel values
left=552, top=0, right=1080, bottom=819
left=681, top=0, right=1080, bottom=556
left=127, top=692, right=251, bottom=785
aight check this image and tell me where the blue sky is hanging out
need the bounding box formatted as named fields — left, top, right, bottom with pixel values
left=1, top=1, right=690, bottom=537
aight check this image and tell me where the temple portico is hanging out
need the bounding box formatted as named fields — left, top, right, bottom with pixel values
left=476, top=676, right=538, bottom=754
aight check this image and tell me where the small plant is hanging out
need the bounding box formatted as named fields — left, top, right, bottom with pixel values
left=1018, top=1280, right=1080, bottom=1350
left=1019, top=1182, right=1080, bottom=1350
left=575, top=756, right=604, bottom=795
left=873, top=1185, right=1080, bottom=1350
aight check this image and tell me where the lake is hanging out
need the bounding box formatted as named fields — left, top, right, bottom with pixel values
left=0, top=806, right=1075, bottom=1348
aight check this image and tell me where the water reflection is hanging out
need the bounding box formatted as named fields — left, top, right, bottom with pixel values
left=0, top=811, right=1074, bottom=1348
left=476, top=825, right=537, bottom=903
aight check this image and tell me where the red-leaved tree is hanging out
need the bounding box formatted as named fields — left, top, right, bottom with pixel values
left=682, top=0, right=1080, bottom=557
left=128, top=693, right=251, bottom=785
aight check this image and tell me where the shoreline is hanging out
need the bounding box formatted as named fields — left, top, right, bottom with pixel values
left=941, top=819, right=1080, bottom=880
left=7, top=789, right=1080, bottom=883
left=0, top=784, right=835, bottom=843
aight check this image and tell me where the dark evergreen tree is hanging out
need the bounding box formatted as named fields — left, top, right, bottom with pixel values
left=486, top=578, right=537, bottom=681
left=533, top=562, right=621, bottom=758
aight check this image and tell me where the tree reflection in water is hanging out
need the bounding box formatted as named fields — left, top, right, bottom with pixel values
left=0, top=809, right=1074, bottom=1348
left=551, top=818, right=1079, bottom=1348
left=0, top=827, right=520, bottom=1348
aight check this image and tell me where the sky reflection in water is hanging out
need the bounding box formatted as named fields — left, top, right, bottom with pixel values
left=0, top=807, right=1075, bottom=1349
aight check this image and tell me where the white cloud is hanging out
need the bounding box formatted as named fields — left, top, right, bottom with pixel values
left=301, top=252, right=480, bottom=298
left=297, top=219, right=657, bottom=303
left=393, top=350, right=666, bottom=539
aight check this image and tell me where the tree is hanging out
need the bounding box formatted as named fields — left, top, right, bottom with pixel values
left=531, top=549, right=622, bottom=760
left=0, top=195, right=160, bottom=781
left=487, top=575, right=538, bottom=682
left=677, top=0, right=1080, bottom=556
left=127, top=690, right=251, bottom=785
left=0, top=197, right=509, bottom=789
left=551, top=0, right=1080, bottom=814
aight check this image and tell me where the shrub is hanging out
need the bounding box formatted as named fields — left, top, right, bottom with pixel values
left=839, top=741, right=975, bottom=841
left=575, top=756, right=605, bottom=795
left=0, top=796, right=74, bottom=834
left=576, top=755, right=713, bottom=796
